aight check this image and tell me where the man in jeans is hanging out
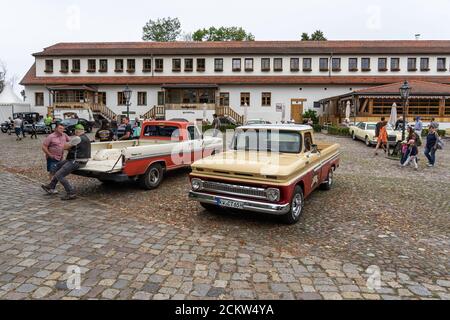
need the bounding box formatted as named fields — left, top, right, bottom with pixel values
left=42, top=124, right=91, bottom=200
left=424, top=124, right=439, bottom=167
left=42, top=123, right=70, bottom=182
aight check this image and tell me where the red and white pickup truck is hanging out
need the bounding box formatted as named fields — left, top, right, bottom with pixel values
left=74, top=121, right=222, bottom=189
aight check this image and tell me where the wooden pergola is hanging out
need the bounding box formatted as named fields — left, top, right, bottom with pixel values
left=319, top=80, right=450, bottom=125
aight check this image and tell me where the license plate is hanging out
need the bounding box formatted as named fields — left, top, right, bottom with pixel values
left=216, top=198, right=244, bottom=209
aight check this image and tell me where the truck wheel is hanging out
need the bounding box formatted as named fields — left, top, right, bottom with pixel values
left=139, top=163, right=164, bottom=190
left=281, top=186, right=304, bottom=225
left=320, top=168, right=334, bottom=191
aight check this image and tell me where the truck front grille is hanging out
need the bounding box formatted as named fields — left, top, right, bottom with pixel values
left=201, top=180, right=267, bottom=199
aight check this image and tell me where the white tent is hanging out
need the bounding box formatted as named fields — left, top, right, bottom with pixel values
left=0, top=83, right=31, bottom=123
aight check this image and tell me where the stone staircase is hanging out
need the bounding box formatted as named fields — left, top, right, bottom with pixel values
left=215, top=106, right=244, bottom=125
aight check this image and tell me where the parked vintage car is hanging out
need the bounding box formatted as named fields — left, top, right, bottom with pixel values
left=73, top=121, right=223, bottom=189
left=23, top=119, right=51, bottom=134
left=188, top=124, right=340, bottom=224
left=61, top=118, right=94, bottom=135
left=349, top=122, right=402, bottom=146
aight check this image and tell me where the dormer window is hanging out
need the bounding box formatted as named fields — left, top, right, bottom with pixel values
left=45, top=60, right=53, bottom=73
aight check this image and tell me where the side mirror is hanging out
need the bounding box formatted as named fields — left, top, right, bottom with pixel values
left=311, top=144, right=319, bottom=154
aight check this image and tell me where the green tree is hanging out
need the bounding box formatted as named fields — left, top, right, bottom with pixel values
left=192, top=26, right=255, bottom=41
left=301, top=30, right=327, bottom=41
left=302, top=110, right=319, bottom=124
left=142, top=17, right=182, bottom=42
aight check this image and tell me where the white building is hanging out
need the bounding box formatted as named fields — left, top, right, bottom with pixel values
left=20, top=41, right=450, bottom=123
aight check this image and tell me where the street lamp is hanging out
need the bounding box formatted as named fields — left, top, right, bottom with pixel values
left=123, top=84, right=132, bottom=119
left=399, top=81, right=411, bottom=141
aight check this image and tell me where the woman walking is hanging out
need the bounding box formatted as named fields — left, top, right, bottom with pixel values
left=374, top=121, right=388, bottom=156
left=424, top=124, right=440, bottom=167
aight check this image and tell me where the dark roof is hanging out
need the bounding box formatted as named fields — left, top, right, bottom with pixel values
left=32, top=40, right=450, bottom=56
left=20, top=63, right=450, bottom=86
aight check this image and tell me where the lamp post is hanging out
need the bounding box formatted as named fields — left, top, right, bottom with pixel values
left=123, top=85, right=132, bottom=119
left=399, top=81, right=411, bottom=141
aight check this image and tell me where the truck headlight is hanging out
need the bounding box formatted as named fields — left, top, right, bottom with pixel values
left=266, top=188, right=280, bottom=202
left=191, top=179, right=203, bottom=191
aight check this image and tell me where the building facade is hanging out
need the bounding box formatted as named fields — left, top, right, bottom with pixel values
left=20, top=41, right=450, bottom=123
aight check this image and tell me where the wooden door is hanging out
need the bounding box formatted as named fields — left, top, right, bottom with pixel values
left=291, top=99, right=306, bottom=123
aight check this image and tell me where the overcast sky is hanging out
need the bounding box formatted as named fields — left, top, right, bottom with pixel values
left=1, top=0, right=450, bottom=93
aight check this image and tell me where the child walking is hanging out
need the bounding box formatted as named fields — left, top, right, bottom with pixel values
left=402, top=139, right=418, bottom=170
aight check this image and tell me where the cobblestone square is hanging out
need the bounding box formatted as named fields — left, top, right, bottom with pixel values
left=0, top=133, right=448, bottom=300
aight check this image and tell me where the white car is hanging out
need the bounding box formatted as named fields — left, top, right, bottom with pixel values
left=349, top=122, right=402, bottom=147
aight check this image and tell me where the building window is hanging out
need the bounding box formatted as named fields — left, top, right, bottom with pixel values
left=378, top=58, right=387, bottom=71
left=391, top=58, right=400, bottom=71
left=437, top=58, right=447, bottom=71
left=157, top=91, right=165, bottom=105
left=87, top=59, right=96, bottom=72
left=127, top=59, right=135, bottom=72
left=245, top=58, right=254, bottom=71
left=214, top=58, right=223, bottom=72
left=219, top=93, right=229, bottom=106
left=155, top=59, right=164, bottom=72
left=290, top=58, right=300, bottom=71
left=361, top=58, right=371, bottom=71
left=115, top=59, right=124, bottom=72
left=232, top=58, right=241, bottom=71
left=274, top=58, right=283, bottom=71
left=98, top=92, right=107, bottom=105
left=172, top=59, right=181, bottom=72
left=35, top=93, right=44, bottom=106
left=332, top=58, right=341, bottom=71
left=185, top=59, right=193, bottom=72
left=72, top=60, right=80, bottom=73
left=303, top=58, right=312, bottom=71
left=261, top=58, right=270, bottom=71
left=138, top=92, right=147, bottom=106
left=60, top=60, right=69, bottom=73
left=420, top=58, right=430, bottom=71
left=99, top=59, right=108, bottom=72
left=45, top=60, right=53, bottom=73
left=117, top=92, right=126, bottom=106
left=240, top=92, right=250, bottom=106
left=349, top=58, right=358, bottom=71
left=408, top=58, right=417, bottom=71
left=143, top=59, right=152, bottom=72
left=262, top=92, right=271, bottom=106
left=197, top=58, right=206, bottom=72
left=319, top=58, right=329, bottom=71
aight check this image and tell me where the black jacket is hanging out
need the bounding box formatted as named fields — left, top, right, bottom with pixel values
left=67, top=134, right=91, bottom=162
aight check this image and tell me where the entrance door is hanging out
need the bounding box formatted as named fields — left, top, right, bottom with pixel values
left=291, top=99, right=306, bottom=123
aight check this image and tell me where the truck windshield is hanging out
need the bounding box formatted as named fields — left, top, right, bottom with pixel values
left=233, top=129, right=302, bottom=154
left=143, top=125, right=180, bottom=138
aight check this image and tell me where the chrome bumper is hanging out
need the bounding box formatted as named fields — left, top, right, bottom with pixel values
left=189, top=191, right=290, bottom=215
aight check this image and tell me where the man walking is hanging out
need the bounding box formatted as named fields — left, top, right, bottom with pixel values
left=424, top=124, right=439, bottom=168
left=14, top=116, right=23, bottom=141
left=42, top=123, right=70, bottom=182
left=212, top=114, right=221, bottom=137
left=42, top=124, right=91, bottom=200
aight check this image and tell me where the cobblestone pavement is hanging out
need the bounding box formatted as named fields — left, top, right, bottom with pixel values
left=0, top=132, right=449, bottom=300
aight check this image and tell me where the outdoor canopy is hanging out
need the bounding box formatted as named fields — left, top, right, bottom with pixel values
left=0, top=83, right=31, bottom=122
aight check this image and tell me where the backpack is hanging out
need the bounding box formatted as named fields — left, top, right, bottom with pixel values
left=375, top=122, right=381, bottom=138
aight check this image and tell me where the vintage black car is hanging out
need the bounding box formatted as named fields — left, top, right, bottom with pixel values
left=61, top=118, right=94, bottom=135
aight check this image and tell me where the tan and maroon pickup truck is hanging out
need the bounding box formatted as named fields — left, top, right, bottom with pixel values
left=188, top=124, right=340, bottom=224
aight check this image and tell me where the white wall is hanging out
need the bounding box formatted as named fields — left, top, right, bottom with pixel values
left=35, top=55, right=450, bottom=77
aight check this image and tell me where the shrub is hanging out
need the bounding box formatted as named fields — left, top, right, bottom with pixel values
left=327, top=126, right=350, bottom=136
left=421, top=129, right=446, bottom=137
left=312, top=124, right=322, bottom=133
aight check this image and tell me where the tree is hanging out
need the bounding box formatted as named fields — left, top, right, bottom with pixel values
left=301, top=30, right=327, bottom=41
left=192, top=26, right=255, bottom=41
left=302, top=110, right=319, bottom=124
left=142, top=17, right=182, bottom=42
